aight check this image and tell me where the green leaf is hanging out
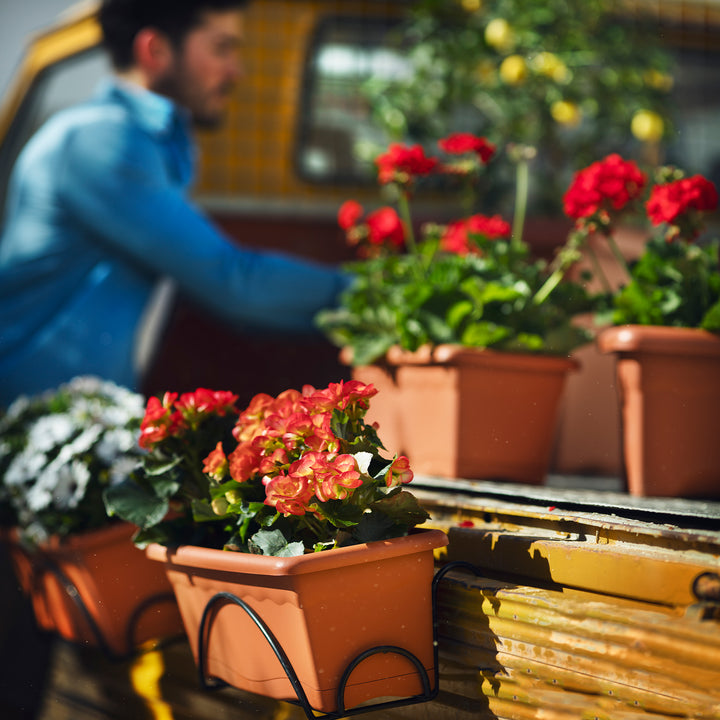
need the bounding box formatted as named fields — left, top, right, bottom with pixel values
left=701, top=300, right=720, bottom=331
left=371, top=490, right=430, bottom=527
left=103, top=479, right=169, bottom=530
left=248, top=528, right=305, bottom=557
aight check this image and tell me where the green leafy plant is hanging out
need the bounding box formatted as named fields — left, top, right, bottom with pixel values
left=0, top=377, right=146, bottom=545
left=562, top=154, right=720, bottom=328
left=365, top=0, right=673, bottom=214
left=317, top=134, right=598, bottom=366
left=103, top=383, right=430, bottom=557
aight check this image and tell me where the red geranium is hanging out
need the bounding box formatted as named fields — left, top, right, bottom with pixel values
left=441, top=214, right=512, bottom=255
left=338, top=200, right=364, bottom=230
left=646, top=175, right=719, bottom=237
left=563, top=154, right=647, bottom=229
left=366, top=207, right=405, bottom=248
left=438, top=132, right=496, bottom=163
left=376, top=143, right=438, bottom=185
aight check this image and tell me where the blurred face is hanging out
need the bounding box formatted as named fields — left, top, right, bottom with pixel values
left=153, top=10, right=244, bottom=128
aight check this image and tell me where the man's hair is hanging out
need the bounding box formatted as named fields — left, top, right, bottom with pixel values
left=99, top=0, right=248, bottom=70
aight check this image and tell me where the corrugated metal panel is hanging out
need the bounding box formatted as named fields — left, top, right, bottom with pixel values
left=437, top=572, right=720, bottom=718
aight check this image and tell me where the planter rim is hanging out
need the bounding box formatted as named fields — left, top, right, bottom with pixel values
left=597, top=325, right=720, bottom=358
left=385, top=344, right=579, bottom=371
left=4, top=521, right=134, bottom=553
left=145, top=528, right=448, bottom=577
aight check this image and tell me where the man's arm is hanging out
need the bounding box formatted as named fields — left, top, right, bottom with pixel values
left=58, top=117, right=347, bottom=334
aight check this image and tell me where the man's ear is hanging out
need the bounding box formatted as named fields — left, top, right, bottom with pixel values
left=133, top=28, right=174, bottom=78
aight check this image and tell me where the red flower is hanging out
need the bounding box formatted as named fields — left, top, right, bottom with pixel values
left=202, top=442, right=228, bottom=481
left=176, top=388, right=237, bottom=420
left=563, top=154, right=647, bottom=222
left=366, top=207, right=405, bottom=248
left=375, top=143, right=438, bottom=185
left=263, top=470, right=315, bottom=516
left=338, top=200, right=364, bottom=230
left=138, top=393, right=185, bottom=449
left=385, top=456, right=413, bottom=488
left=313, top=453, right=363, bottom=502
left=438, top=133, right=496, bottom=163
left=646, top=175, right=719, bottom=228
left=440, top=214, right=512, bottom=255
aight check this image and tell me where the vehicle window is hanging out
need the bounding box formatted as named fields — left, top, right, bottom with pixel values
left=0, top=48, right=109, bottom=225
left=295, top=16, right=410, bottom=185
left=666, top=47, right=720, bottom=193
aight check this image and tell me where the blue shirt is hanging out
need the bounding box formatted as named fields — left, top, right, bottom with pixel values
left=0, top=79, right=347, bottom=407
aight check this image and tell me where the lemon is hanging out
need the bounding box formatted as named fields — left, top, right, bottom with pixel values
left=631, top=109, right=664, bottom=142
left=551, top=100, right=582, bottom=127
left=533, top=52, right=571, bottom=83
left=485, top=18, right=515, bottom=52
left=643, top=68, right=674, bottom=92
left=461, top=0, right=482, bottom=11
left=499, top=55, right=527, bottom=85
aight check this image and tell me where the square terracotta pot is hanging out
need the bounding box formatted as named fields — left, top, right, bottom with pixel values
left=5, top=523, right=183, bottom=657
left=598, top=325, right=720, bottom=498
left=146, top=529, right=448, bottom=713
left=351, top=345, right=577, bottom=483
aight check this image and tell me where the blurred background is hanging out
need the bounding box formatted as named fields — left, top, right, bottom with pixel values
left=0, top=1, right=79, bottom=97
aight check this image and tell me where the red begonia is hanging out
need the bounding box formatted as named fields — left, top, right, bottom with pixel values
left=385, top=455, right=413, bottom=488
left=138, top=393, right=185, bottom=449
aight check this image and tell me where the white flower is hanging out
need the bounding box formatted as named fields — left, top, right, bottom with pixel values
left=109, top=455, right=140, bottom=485
left=27, top=413, right=76, bottom=454
left=5, top=450, right=48, bottom=487
left=25, top=474, right=55, bottom=512
left=0, top=375, right=147, bottom=540
left=96, top=427, right=137, bottom=464
left=53, top=461, right=91, bottom=510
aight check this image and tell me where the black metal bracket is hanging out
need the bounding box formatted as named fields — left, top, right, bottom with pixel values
left=17, top=544, right=179, bottom=662
left=198, top=559, right=483, bottom=720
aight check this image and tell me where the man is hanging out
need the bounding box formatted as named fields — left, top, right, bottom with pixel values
left=0, top=0, right=347, bottom=407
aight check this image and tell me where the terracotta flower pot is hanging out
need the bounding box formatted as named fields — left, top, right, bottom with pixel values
left=146, top=528, right=448, bottom=714
left=350, top=345, right=578, bottom=483
left=4, top=522, right=183, bottom=657
left=598, top=325, right=720, bottom=498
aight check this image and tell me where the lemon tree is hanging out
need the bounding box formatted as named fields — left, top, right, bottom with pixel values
left=365, top=0, right=673, bottom=215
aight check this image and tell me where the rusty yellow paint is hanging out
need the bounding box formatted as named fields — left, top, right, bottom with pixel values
left=436, top=570, right=720, bottom=718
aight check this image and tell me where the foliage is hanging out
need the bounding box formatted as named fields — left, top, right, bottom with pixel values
left=0, top=377, right=146, bottom=545
left=364, top=0, right=673, bottom=214
left=103, top=383, right=429, bottom=557
left=562, top=155, right=720, bottom=328
left=317, top=135, right=598, bottom=366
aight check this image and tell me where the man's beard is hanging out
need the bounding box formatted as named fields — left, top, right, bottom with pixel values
left=151, top=69, right=231, bottom=129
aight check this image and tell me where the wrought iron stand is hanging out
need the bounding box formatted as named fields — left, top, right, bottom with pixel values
left=197, top=560, right=482, bottom=720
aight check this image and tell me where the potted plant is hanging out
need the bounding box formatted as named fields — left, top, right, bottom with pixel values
left=562, top=154, right=720, bottom=497
left=0, top=376, right=182, bottom=657
left=316, top=135, right=599, bottom=483
left=103, top=381, right=447, bottom=714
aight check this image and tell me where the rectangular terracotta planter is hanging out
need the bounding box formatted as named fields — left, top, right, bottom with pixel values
left=598, top=325, right=720, bottom=498
left=146, top=529, right=448, bottom=714
left=5, top=522, right=183, bottom=657
left=351, top=345, right=577, bottom=483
